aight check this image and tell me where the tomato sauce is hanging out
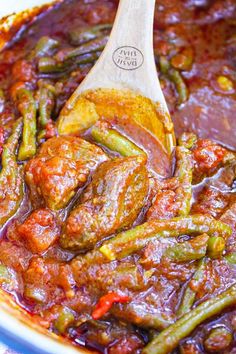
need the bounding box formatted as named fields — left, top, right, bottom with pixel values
left=0, top=1, right=235, bottom=353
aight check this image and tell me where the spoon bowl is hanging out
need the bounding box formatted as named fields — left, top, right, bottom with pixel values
left=58, top=0, right=175, bottom=172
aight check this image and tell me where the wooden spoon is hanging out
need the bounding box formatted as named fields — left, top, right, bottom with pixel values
left=58, top=0, right=175, bottom=162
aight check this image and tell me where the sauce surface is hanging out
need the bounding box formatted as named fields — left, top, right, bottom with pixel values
left=0, top=1, right=235, bottom=354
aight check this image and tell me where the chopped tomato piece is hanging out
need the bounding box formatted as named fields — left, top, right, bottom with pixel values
left=17, top=209, right=59, bottom=254
left=193, top=139, right=227, bottom=173
left=92, top=292, right=130, bottom=320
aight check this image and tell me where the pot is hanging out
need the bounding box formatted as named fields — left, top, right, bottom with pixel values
left=0, top=1, right=94, bottom=353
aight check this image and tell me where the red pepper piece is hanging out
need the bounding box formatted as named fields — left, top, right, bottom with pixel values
left=0, top=127, right=4, bottom=156
left=92, top=292, right=130, bottom=320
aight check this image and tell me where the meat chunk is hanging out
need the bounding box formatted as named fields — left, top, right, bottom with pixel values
left=192, top=162, right=236, bottom=218
left=25, top=136, right=108, bottom=210
left=11, top=59, right=36, bottom=83
left=108, top=334, right=144, bottom=354
left=220, top=202, right=236, bottom=251
left=193, top=139, right=228, bottom=181
left=147, top=190, right=178, bottom=220
left=69, top=316, right=144, bottom=353
left=23, top=257, right=75, bottom=304
left=25, top=156, right=89, bottom=210
left=0, top=240, right=32, bottom=272
left=192, top=187, right=229, bottom=218
left=17, top=209, right=59, bottom=254
left=60, top=155, right=149, bottom=251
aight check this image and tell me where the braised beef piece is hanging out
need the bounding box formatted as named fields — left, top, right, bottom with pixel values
left=25, top=136, right=108, bottom=210
left=61, top=155, right=149, bottom=251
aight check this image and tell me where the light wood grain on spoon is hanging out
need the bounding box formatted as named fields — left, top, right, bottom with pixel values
left=58, top=0, right=175, bottom=158
left=77, top=0, right=166, bottom=104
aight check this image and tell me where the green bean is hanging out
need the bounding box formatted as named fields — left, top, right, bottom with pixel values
left=91, top=124, right=146, bottom=157
left=178, top=133, right=197, bottom=149
left=225, top=252, right=236, bottom=264
left=159, top=56, right=170, bottom=75
left=38, top=52, right=100, bottom=74
left=168, top=68, right=189, bottom=105
left=37, top=129, right=47, bottom=143
left=37, top=84, right=55, bottom=141
left=175, top=132, right=197, bottom=218
left=164, top=234, right=209, bottom=263
left=38, top=57, right=65, bottom=73
left=157, top=55, right=189, bottom=104
left=177, top=258, right=207, bottom=317
left=72, top=51, right=101, bottom=66
left=17, top=89, right=37, bottom=161
left=113, top=303, right=174, bottom=330
left=0, top=118, right=22, bottom=173
left=142, top=283, right=236, bottom=354
left=38, top=86, right=55, bottom=128
left=175, top=145, right=193, bottom=216
left=30, top=36, right=59, bottom=59
left=54, top=306, right=75, bottom=334
left=55, top=36, right=108, bottom=62
left=0, top=118, right=24, bottom=226
left=99, top=214, right=232, bottom=261
left=69, top=24, right=112, bottom=46
left=207, top=236, right=225, bottom=259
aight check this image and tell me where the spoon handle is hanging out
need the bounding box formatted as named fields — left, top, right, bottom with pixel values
left=78, top=0, right=168, bottom=108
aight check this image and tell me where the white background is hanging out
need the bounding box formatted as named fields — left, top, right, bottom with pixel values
left=0, top=0, right=54, bottom=18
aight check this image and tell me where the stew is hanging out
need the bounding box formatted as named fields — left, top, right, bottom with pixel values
left=0, top=0, right=235, bottom=353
